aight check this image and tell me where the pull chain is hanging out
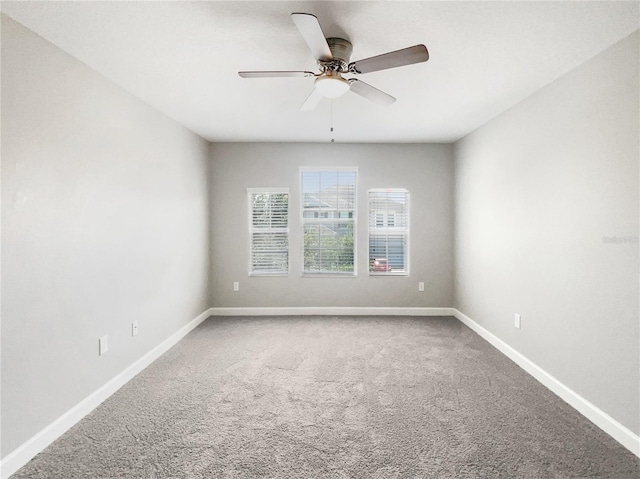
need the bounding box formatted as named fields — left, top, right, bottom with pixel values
left=330, top=100, right=335, bottom=143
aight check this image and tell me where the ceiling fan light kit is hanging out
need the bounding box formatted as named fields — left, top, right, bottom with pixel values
left=238, top=13, right=429, bottom=110
left=314, top=73, right=350, bottom=98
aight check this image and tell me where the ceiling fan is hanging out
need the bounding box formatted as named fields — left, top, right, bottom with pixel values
left=238, top=13, right=429, bottom=111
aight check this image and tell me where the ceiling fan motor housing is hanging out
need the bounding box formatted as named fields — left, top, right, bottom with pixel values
left=322, top=37, right=353, bottom=71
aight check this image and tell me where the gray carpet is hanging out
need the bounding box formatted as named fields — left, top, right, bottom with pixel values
left=12, top=316, right=640, bottom=478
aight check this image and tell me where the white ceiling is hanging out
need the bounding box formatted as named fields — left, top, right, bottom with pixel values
left=2, top=1, right=638, bottom=143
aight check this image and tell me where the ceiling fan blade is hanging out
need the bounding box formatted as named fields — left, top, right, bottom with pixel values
left=238, top=71, right=316, bottom=78
left=291, top=13, right=333, bottom=62
left=300, top=88, right=323, bottom=111
left=348, top=44, right=429, bottom=74
left=348, top=79, right=396, bottom=106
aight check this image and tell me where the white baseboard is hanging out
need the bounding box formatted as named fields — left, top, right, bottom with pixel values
left=3, top=306, right=637, bottom=479
left=452, top=308, right=640, bottom=458
left=209, top=306, right=455, bottom=316
left=0, top=308, right=213, bottom=479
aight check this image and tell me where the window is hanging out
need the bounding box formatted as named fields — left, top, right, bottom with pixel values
left=301, top=169, right=357, bottom=275
left=369, top=188, right=409, bottom=275
left=248, top=188, right=289, bottom=275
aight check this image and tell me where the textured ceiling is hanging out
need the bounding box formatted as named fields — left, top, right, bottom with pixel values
left=2, top=1, right=638, bottom=143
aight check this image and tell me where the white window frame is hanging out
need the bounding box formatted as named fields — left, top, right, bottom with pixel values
left=300, top=167, right=358, bottom=277
left=368, top=188, right=409, bottom=276
left=247, top=187, right=289, bottom=276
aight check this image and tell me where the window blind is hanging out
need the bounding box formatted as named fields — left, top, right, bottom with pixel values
left=248, top=189, right=289, bottom=275
left=368, top=188, right=409, bottom=275
left=301, top=169, right=357, bottom=275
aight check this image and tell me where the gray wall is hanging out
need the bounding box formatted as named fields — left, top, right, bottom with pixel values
left=209, top=142, right=454, bottom=308
left=1, top=16, right=211, bottom=456
left=454, top=31, right=639, bottom=434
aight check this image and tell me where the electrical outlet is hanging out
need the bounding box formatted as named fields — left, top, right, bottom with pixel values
left=514, top=313, right=521, bottom=329
left=233, top=282, right=239, bottom=292
left=418, top=282, right=425, bottom=292
left=132, top=321, right=139, bottom=337
left=99, top=335, right=109, bottom=356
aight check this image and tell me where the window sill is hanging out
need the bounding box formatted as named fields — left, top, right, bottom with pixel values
left=369, top=272, right=409, bottom=277
left=301, top=273, right=357, bottom=278
left=249, top=273, right=289, bottom=277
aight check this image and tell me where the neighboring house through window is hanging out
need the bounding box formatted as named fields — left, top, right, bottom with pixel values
left=301, top=168, right=357, bottom=275
left=369, top=188, right=409, bottom=275
left=248, top=188, right=289, bottom=275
